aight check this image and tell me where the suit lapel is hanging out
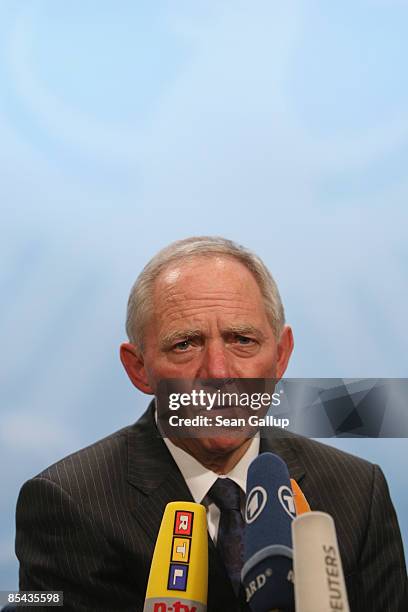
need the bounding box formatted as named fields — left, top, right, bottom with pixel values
left=260, top=429, right=306, bottom=484
left=126, top=402, right=238, bottom=608
left=126, top=401, right=193, bottom=543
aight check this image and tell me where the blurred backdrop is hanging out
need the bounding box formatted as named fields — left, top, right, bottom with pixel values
left=1, top=0, right=407, bottom=589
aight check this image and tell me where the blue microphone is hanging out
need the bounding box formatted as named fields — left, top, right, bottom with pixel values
left=241, top=452, right=295, bottom=611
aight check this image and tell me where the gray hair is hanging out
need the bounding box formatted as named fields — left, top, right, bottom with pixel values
left=126, top=236, right=285, bottom=348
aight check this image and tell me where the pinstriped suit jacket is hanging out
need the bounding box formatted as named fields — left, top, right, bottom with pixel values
left=16, top=402, right=407, bottom=611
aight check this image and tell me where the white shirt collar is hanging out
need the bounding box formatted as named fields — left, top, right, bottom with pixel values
left=162, top=430, right=260, bottom=504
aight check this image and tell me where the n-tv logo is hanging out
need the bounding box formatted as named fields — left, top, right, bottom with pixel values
left=153, top=602, right=197, bottom=612
left=278, top=485, right=296, bottom=519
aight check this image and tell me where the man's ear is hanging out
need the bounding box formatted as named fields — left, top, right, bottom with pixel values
left=120, top=343, right=154, bottom=395
left=276, top=325, right=294, bottom=379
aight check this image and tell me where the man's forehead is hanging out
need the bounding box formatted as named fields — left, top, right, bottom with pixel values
left=155, top=255, right=259, bottom=290
left=142, top=257, right=275, bottom=344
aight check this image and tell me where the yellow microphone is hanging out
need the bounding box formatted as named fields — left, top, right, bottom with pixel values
left=290, top=479, right=311, bottom=515
left=143, top=501, right=208, bottom=612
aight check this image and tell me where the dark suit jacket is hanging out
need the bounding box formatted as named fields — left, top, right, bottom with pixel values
left=16, top=402, right=407, bottom=611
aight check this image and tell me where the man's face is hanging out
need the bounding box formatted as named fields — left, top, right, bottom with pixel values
left=121, top=256, right=293, bottom=459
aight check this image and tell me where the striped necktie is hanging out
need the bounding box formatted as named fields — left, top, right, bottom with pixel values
left=209, top=478, right=244, bottom=595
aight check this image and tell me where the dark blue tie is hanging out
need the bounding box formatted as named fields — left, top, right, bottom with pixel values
left=209, top=478, right=244, bottom=596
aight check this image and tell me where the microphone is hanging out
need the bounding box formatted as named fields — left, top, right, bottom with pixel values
left=291, top=511, right=350, bottom=612
left=241, top=453, right=296, bottom=612
left=290, top=479, right=311, bottom=515
left=143, top=501, right=208, bottom=612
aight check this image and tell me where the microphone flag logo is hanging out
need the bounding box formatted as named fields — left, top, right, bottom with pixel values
left=245, top=486, right=267, bottom=523
left=278, top=485, right=296, bottom=519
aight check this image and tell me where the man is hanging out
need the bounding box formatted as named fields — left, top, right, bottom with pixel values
left=16, top=236, right=407, bottom=611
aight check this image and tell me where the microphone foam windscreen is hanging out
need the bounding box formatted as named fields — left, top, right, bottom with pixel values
left=242, top=452, right=296, bottom=612
left=292, top=511, right=350, bottom=612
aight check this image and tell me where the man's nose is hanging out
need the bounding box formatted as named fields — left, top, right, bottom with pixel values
left=197, top=340, right=231, bottom=379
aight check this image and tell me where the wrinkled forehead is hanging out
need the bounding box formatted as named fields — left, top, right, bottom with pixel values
left=154, top=254, right=261, bottom=296
left=149, top=256, right=269, bottom=329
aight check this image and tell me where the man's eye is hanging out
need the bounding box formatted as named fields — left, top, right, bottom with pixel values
left=174, top=340, right=191, bottom=351
left=236, top=335, right=254, bottom=345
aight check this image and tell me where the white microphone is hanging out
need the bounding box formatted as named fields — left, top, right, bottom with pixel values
left=291, top=511, right=350, bottom=612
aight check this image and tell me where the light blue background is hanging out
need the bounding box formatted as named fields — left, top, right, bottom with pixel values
left=1, top=0, right=407, bottom=589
